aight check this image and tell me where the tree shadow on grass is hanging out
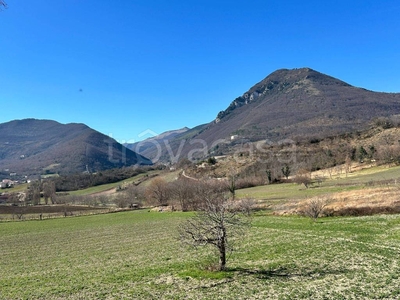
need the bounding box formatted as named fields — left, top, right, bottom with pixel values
left=226, top=266, right=348, bottom=280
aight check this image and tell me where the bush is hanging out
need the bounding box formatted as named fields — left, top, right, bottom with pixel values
left=298, top=197, right=330, bottom=221
left=235, top=177, right=265, bottom=189
left=374, top=117, right=394, bottom=129
left=333, top=205, right=400, bottom=217
left=207, top=157, right=217, bottom=165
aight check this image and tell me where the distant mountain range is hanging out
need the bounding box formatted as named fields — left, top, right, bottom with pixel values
left=125, top=127, right=189, bottom=162
left=130, top=68, right=400, bottom=163
left=0, top=119, right=152, bottom=177
left=2, top=68, right=400, bottom=174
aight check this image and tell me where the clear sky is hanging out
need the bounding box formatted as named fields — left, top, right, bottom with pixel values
left=1, top=0, right=400, bottom=143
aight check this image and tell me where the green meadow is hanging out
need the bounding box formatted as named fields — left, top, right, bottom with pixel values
left=1, top=210, right=400, bottom=299
left=237, top=165, right=400, bottom=203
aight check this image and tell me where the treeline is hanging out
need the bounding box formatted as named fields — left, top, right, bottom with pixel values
left=40, top=177, right=237, bottom=212
left=52, top=166, right=160, bottom=192
left=112, top=176, right=254, bottom=212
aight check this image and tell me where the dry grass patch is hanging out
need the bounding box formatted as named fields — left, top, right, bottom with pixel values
left=326, top=187, right=400, bottom=216
left=280, top=186, right=400, bottom=217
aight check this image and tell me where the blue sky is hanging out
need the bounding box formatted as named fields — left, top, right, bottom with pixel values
left=1, top=0, right=400, bottom=142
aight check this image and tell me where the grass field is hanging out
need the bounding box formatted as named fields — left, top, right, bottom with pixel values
left=67, top=171, right=161, bottom=196
left=1, top=210, right=400, bottom=299
left=66, top=170, right=181, bottom=196
left=236, top=165, right=400, bottom=210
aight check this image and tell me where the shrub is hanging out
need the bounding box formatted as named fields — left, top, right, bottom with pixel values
left=207, top=157, right=217, bottom=165
left=298, top=197, right=330, bottom=221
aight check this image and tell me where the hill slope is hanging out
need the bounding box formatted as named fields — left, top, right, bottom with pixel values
left=137, top=68, right=400, bottom=163
left=125, top=127, right=190, bottom=162
left=0, top=119, right=152, bottom=177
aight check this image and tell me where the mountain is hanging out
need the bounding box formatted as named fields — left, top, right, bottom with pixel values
left=204, top=67, right=400, bottom=141
left=135, top=68, right=400, bottom=163
left=0, top=119, right=152, bottom=177
left=125, top=127, right=190, bottom=162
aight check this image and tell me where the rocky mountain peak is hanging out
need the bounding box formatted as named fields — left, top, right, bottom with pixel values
left=216, top=68, right=352, bottom=122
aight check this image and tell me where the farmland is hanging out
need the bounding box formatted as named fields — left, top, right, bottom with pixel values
left=1, top=164, right=400, bottom=299
left=1, top=210, right=400, bottom=299
left=237, top=165, right=400, bottom=215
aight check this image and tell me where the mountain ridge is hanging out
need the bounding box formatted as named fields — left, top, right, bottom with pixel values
left=205, top=67, right=400, bottom=141
left=132, top=67, right=400, bottom=163
left=0, top=119, right=152, bottom=177
left=3, top=68, right=400, bottom=170
left=125, top=127, right=190, bottom=162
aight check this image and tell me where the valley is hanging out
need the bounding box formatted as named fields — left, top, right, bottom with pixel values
left=3, top=0, right=400, bottom=298
left=1, top=67, right=400, bottom=299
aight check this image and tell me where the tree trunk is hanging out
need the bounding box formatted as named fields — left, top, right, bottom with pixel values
left=218, top=228, right=227, bottom=271
left=219, top=244, right=226, bottom=271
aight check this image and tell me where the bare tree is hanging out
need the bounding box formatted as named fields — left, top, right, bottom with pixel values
left=115, top=185, right=145, bottom=208
left=13, top=206, right=27, bottom=220
left=0, top=1, right=7, bottom=10
left=7, top=192, right=20, bottom=206
left=299, top=197, right=330, bottom=221
left=327, top=166, right=334, bottom=179
left=344, top=155, right=352, bottom=177
left=234, top=197, right=256, bottom=216
left=169, top=178, right=196, bottom=211
left=294, top=169, right=312, bottom=188
left=178, top=184, right=252, bottom=271
left=377, top=144, right=400, bottom=165
left=126, top=184, right=145, bottom=207
left=314, top=175, right=324, bottom=186
left=114, top=194, right=130, bottom=208
left=42, top=181, right=56, bottom=204
left=96, top=195, right=110, bottom=207
left=145, top=177, right=170, bottom=206
left=26, top=181, right=41, bottom=205
left=334, top=165, right=343, bottom=179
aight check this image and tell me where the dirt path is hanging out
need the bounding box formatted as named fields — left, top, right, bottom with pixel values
left=181, top=171, right=198, bottom=181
